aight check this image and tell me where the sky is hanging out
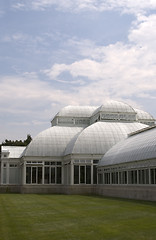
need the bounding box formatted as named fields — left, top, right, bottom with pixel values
left=0, top=0, right=156, bottom=142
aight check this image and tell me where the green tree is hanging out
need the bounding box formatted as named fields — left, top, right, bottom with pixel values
left=2, top=134, right=32, bottom=146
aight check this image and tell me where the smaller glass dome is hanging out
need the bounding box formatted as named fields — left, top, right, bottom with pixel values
left=135, top=108, right=155, bottom=120
left=92, top=100, right=136, bottom=116
left=55, top=106, right=97, bottom=118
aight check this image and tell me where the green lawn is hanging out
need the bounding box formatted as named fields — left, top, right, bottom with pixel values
left=0, top=194, right=156, bottom=240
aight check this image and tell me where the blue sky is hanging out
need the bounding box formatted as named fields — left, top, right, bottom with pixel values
left=0, top=0, right=156, bottom=142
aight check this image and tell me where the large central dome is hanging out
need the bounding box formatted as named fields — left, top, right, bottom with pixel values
left=64, top=122, right=147, bottom=155
left=23, top=100, right=155, bottom=159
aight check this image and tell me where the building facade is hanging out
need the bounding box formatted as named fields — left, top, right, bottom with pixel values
left=0, top=100, right=156, bottom=200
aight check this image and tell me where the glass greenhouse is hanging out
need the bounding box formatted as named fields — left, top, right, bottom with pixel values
left=0, top=100, right=156, bottom=200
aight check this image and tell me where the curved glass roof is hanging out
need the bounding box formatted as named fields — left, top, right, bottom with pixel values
left=92, top=100, right=135, bottom=116
left=99, top=126, right=156, bottom=167
left=55, top=106, right=97, bottom=118
left=23, top=126, right=83, bottom=157
left=64, top=122, right=147, bottom=155
left=135, top=108, right=155, bottom=120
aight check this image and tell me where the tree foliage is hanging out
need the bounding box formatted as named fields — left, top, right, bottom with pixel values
left=2, top=134, right=32, bottom=146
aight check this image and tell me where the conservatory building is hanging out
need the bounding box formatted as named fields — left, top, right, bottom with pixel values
left=0, top=100, right=156, bottom=200
left=98, top=126, right=156, bottom=185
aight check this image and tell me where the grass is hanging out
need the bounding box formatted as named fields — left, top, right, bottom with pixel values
left=0, top=194, right=156, bottom=240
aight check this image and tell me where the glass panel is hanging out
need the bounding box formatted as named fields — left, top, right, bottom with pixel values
left=26, top=167, right=31, bottom=184
left=119, top=172, right=122, bottom=184
left=112, top=172, right=115, bottom=184
left=128, top=171, right=133, bottom=184
left=104, top=173, right=107, bottom=184
left=138, top=170, right=141, bottom=184
left=123, top=171, right=127, bottom=184
left=108, top=173, right=110, bottom=184
left=98, top=173, right=103, bottom=184
left=32, top=167, right=37, bottom=184
left=86, top=165, right=91, bottom=184
left=134, top=170, right=137, bottom=184
left=74, top=165, right=79, bottom=184
left=93, top=165, right=97, bottom=184
left=93, top=160, right=99, bottom=164
left=38, top=167, right=42, bottom=184
left=139, top=170, right=145, bottom=184
left=44, top=167, right=50, bottom=184
left=145, top=169, right=149, bottom=184
left=51, top=167, right=55, bottom=184
left=142, top=170, right=145, bottom=184
left=80, top=166, right=85, bottom=184
left=150, top=169, right=154, bottom=184
left=56, top=167, right=62, bottom=184
left=115, top=172, right=118, bottom=184
left=57, top=162, right=61, bottom=165
left=45, top=162, right=50, bottom=165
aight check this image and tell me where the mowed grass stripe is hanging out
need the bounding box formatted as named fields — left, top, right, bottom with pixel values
left=0, top=194, right=156, bottom=240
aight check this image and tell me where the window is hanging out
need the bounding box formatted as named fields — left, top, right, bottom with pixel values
left=98, top=173, right=103, bottom=184
left=26, top=167, right=31, bottom=184
left=86, top=165, right=91, bottom=184
left=150, top=169, right=156, bottom=184
left=32, top=167, right=37, bottom=184
left=44, top=166, right=62, bottom=184
left=38, top=167, right=42, bottom=184
left=74, top=165, right=79, bottom=184
left=10, top=164, right=17, bottom=168
left=45, top=162, right=50, bottom=165
left=128, top=170, right=137, bottom=184
left=74, top=165, right=92, bottom=184
left=51, top=167, right=55, bottom=184
left=57, top=167, right=62, bottom=184
left=93, top=160, right=99, bottom=164
left=123, top=171, right=127, bottom=184
left=93, top=165, right=97, bottom=184
left=44, top=167, right=50, bottom=184
left=104, top=172, right=110, bottom=184
left=80, top=166, right=85, bottom=184
left=138, top=169, right=146, bottom=184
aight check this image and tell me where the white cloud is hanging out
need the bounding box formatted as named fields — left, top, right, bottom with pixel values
left=12, top=0, right=156, bottom=14
left=129, top=14, right=156, bottom=48
left=1, top=33, right=27, bottom=43
left=0, top=73, right=84, bottom=118
left=44, top=13, right=156, bottom=103
left=45, top=59, right=104, bottom=80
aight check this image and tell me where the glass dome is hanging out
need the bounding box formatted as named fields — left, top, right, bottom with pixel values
left=135, top=108, right=155, bottom=120
left=64, top=122, right=147, bottom=155
left=55, top=106, right=97, bottom=118
left=99, top=126, right=156, bottom=166
left=23, top=126, right=83, bottom=157
left=92, top=100, right=136, bottom=116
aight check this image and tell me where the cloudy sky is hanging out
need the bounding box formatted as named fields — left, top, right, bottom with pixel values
left=0, top=0, right=156, bottom=142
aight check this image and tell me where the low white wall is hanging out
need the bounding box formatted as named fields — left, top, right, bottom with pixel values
left=0, top=184, right=156, bottom=201
left=96, top=185, right=156, bottom=201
